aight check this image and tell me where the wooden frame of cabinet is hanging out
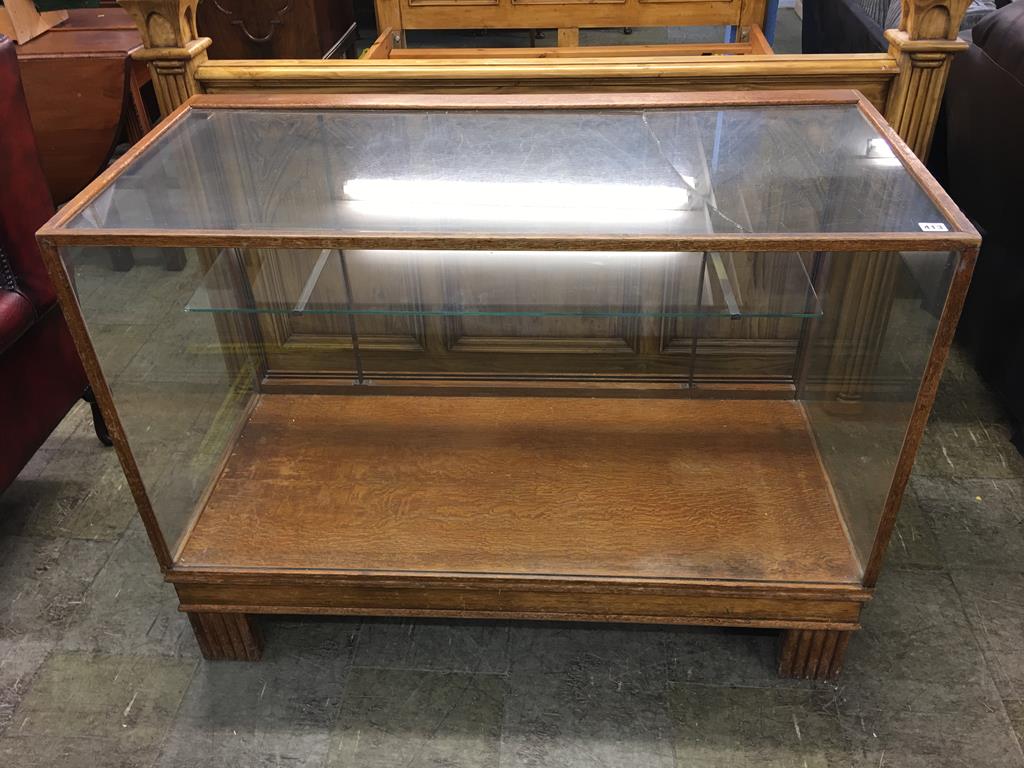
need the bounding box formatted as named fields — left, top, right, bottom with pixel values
left=38, top=88, right=979, bottom=679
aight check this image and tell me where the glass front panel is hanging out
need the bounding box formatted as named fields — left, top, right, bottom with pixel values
left=65, top=244, right=960, bottom=578
left=67, top=105, right=950, bottom=237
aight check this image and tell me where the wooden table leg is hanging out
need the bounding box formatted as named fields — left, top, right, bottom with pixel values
left=778, top=628, right=851, bottom=681
left=187, top=612, right=263, bottom=661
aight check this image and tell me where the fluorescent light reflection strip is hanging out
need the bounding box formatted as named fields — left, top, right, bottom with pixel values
left=340, top=178, right=698, bottom=226
left=343, top=179, right=693, bottom=210
left=349, top=249, right=681, bottom=263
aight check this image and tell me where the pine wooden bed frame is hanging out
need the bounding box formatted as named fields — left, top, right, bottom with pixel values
left=116, top=0, right=970, bottom=161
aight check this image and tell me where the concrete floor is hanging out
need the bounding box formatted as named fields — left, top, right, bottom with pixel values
left=4, top=11, right=1024, bottom=768
left=3, top=340, right=1024, bottom=768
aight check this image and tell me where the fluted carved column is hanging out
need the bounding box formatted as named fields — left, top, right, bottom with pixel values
left=884, top=0, right=970, bottom=158
left=119, top=0, right=211, bottom=116
left=826, top=0, right=969, bottom=405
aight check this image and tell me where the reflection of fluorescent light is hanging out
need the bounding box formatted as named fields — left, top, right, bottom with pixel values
left=350, top=249, right=679, bottom=264
left=865, top=138, right=902, bottom=167
left=342, top=178, right=695, bottom=211
left=343, top=200, right=690, bottom=226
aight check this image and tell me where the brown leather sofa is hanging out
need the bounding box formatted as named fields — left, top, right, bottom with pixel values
left=0, top=34, right=109, bottom=493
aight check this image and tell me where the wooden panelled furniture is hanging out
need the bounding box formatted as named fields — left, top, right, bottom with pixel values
left=198, top=0, right=358, bottom=60
left=368, top=0, right=773, bottom=54
left=361, top=23, right=775, bottom=60
left=14, top=7, right=155, bottom=204
left=38, top=88, right=979, bottom=678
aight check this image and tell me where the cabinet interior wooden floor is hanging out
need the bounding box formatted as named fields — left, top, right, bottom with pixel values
left=176, top=394, right=863, bottom=586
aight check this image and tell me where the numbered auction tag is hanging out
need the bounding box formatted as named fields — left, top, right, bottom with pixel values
left=918, top=222, right=949, bottom=232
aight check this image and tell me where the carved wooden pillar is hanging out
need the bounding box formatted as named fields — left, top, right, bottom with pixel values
left=884, top=0, right=970, bottom=158
left=119, top=0, right=212, bottom=116
left=826, top=0, right=969, bottom=405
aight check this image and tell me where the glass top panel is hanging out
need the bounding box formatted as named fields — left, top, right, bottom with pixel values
left=67, top=105, right=950, bottom=237
left=185, top=248, right=822, bottom=320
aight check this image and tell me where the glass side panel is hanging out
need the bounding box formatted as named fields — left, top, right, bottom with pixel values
left=66, top=244, right=960, bottom=578
left=65, top=245, right=263, bottom=557
left=67, top=105, right=950, bottom=236
left=801, top=249, right=961, bottom=564
left=185, top=248, right=821, bottom=320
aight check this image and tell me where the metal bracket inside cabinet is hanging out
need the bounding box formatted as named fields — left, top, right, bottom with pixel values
left=292, top=248, right=332, bottom=315
left=708, top=252, right=740, bottom=318
left=336, top=249, right=365, bottom=384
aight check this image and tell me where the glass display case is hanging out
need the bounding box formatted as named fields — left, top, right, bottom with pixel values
left=37, top=91, right=980, bottom=679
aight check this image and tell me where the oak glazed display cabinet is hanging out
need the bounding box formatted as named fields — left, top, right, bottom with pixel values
left=37, top=90, right=980, bottom=680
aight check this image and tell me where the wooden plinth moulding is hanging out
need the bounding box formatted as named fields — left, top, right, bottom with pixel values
left=778, top=628, right=852, bottom=681
left=188, top=612, right=263, bottom=661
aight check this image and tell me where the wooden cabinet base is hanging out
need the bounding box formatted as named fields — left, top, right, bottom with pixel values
left=187, top=612, right=263, bottom=661
left=778, top=628, right=852, bottom=681
left=174, top=573, right=866, bottom=677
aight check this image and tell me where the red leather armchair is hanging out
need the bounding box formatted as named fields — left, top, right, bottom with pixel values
left=0, top=34, right=109, bottom=493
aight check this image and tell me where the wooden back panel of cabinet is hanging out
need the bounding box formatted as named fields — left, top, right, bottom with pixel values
left=199, top=0, right=356, bottom=59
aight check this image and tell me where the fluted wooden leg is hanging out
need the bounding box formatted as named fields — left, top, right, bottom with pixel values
left=188, top=612, right=262, bottom=661
left=778, top=629, right=851, bottom=681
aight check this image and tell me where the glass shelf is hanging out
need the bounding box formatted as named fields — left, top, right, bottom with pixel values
left=185, top=247, right=822, bottom=320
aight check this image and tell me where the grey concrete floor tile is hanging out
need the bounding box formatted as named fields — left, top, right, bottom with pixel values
left=0, top=638, right=51, bottom=736
left=0, top=457, right=56, bottom=535
left=40, top=400, right=92, bottom=453
left=157, top=619, right=357, bottom=768
left=832, top=570, right=1024, bottom=767
left=913, top=477, right=1024, bottom=572
left=669, top=684, right=842, bottom=767
left=833, top=698, right=1023, bottom=768
left=58, top=520, right=193, bottom=657
left=0, top=652, right=195, bottom=768
left=929, top=345, right=1010, bottom=424
left=501, top=665, right=675, bottom=768
left=953, top=570, right=1024, bottom=702
left=915, top=419, right=1024, bottom=480
left=259, top=616, right=361, bottom=662
left=881, top=485, right=945, bottom=571
left=846, top=569, right=987, bottom=687
left=327, top=668, right=504, bottom=768
left=1006, top=699, right=1024, bottom=756
left=9, top=445, right=134, bottom=541
left=508, top=621, right=672, bottom=683
left=353, top=618, right=511, bottom=674
left=663, top=627, right=782, bottom=688
left=0, top=427, right=132, bottom=541
left=0, top=536, right=114, bottom=640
